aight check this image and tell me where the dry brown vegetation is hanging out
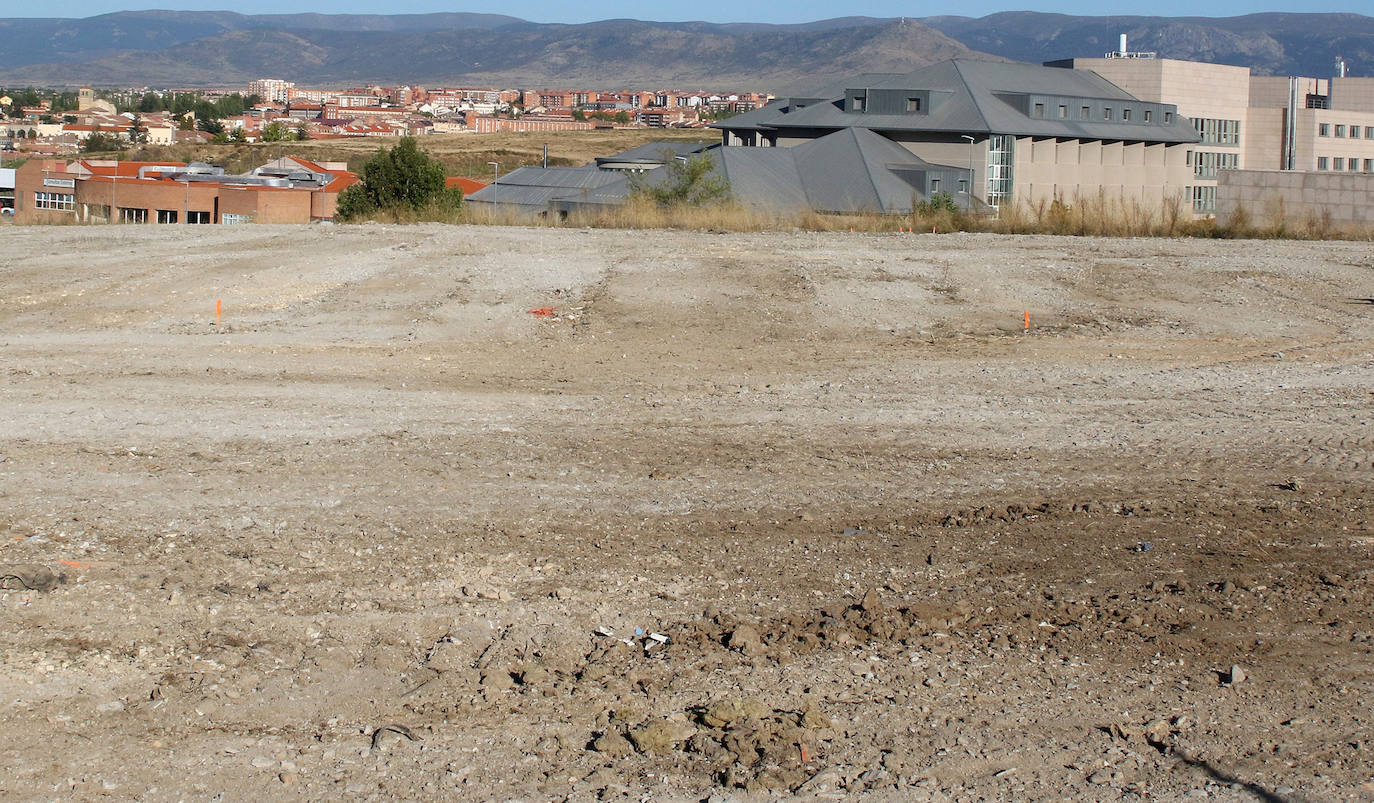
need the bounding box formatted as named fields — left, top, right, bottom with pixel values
left=119, top=129, right=716, bottom=179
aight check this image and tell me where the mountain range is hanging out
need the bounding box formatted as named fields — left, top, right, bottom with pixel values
left=0, top=11, right=1369, bottom=92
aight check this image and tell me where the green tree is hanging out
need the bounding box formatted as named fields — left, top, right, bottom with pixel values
left=138, top=91, right=162, bottom=113
left=294, top=125, right=309, bottom=141
left=197, top=117, right=224, bottom=135
left=335, top=137, right=458, bottom=221
left=629, top=153, right=730, bottom=207
left=260, top=121, right=288, bottom=142
left=229, top=127, right=248, bottom=143
left=570, top=108, right=586, bottom=121
left=82, top=132, right=123, bottom=152
left=128, top=114, right=147, bottom=144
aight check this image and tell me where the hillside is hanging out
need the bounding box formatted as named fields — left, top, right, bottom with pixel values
left=0, top=11, right=1369, bottom=90
left=0, top=14, right=980, bottom=92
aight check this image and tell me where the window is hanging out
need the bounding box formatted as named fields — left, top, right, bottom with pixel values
left=1319, top=123, right=1331, bottom=136
left=119, top=207, right=147, bottom=223
left=1317, top=157, right=1329, bottom=170
left=1351, top=126, right=1362, bottom=140
left=1103, top=107, right=1112, bottom=120
left=1033, top=103, right=1044, bottom=117
left=1058, top=105, right=1067, bottom=118
left=33, top=191, right=74, bottom=211
left=156, top=209, right=178, bottom=224
left=1335, top=124, right=1346, bottom=137
left=906, top=97, right=921, bottom=112
left=985, top=134, right=1014, bottom=208
left=958, top=179, right=968, bottom=193
left=930, top=178, right=940, bottom=193
left=1164, top=112, right=1173, bottom=123
left=1191, top=185, right=1216, bottom=214
left=1081, top=105, right=1090, bottom=119
left=1192, top=151, right=1239, bottom=179
left=1366, top=159, right=1374, bottom=173
left=1122, top=108, right=1131, bottom=121
left=221, top=213, right=252, bottom=224
left=187, top=210, right=210, bottom=224
left=1349, top=160, right=1360, bottom=172
left=1144, top=109, right=1152, bottom=123
left=1333, top=157, right=1345, bottom=170
left=852, top=96, right=865, bottom=112
left=1367, top=127, right=1374, bottom=139
left=1193, top=117, right=1241, bottom=145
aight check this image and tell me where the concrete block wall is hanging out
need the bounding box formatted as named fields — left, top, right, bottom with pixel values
left=1217, top=169, right=1374, bottom=226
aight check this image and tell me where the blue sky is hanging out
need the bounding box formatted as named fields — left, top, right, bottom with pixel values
left=19, top=1, right=1373, bottom=23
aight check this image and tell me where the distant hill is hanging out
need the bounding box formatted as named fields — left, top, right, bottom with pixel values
left=921, top=12, right=1374, bottom=78
left=0, top=13, right=980, bottom=91
left=0, top=11, right=1369, bottom=92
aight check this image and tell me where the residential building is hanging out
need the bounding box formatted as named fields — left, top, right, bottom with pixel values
left=249, top=78, right=295, bottom=104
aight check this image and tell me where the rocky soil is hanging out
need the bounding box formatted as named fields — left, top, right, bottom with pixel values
left=1, top=224, right=1372, bottom=801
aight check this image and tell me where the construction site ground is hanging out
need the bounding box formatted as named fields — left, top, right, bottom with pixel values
left=1, top=224, right=1372, bottom=801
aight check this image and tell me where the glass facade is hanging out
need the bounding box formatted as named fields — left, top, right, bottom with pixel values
left=985, top=135, right=1014, bottom=208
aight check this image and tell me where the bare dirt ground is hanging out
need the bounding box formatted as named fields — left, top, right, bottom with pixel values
left=1, top=224, right=1372, bottom=801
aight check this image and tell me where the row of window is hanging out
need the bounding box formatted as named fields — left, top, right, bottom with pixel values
left=1317, top=124, right=1373, bottom=139
left=1193, top=118, right=1241, bottom=146
left=1190, top=151, right=1239, bottom=179
left=31, top=195, right=233, bottom=222
left=1316, top=157, right=1374, bottom=172
left=1030, top=102, right=1170, bottom=124
left=33, top=191, right=74, bottom=210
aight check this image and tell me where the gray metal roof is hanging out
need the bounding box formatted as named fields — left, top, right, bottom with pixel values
left=467, top=166, right=630, bottom=210
left=635, top=127, right=968, bottom=214
left=594, top=140, right=714, bottom=166
left=716, top=58, right=1200, bottom=145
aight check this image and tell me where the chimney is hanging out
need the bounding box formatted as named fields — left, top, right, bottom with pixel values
left=1120, top=34, right=1128, bottom=55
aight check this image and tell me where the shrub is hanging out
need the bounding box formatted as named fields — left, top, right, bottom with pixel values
left=336, top=137, right=459, bottom=222
left=629, top=153, right=730, bottom=207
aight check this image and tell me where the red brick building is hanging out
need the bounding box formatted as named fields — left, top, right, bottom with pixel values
left=13, top=157, right=357, bottom=225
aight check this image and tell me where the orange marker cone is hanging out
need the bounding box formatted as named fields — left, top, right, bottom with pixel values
left=216, top=299, right=221, bottom=323
left=1024, top=311, right=1030, bottom=331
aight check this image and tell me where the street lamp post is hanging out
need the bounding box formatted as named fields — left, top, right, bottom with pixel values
left=960, top=134, right=976, bottom=207
left=487, top=161, right=500, bottom=212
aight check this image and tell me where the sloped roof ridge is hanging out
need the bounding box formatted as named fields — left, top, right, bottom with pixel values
left=949, top=60, right=993, bottom=136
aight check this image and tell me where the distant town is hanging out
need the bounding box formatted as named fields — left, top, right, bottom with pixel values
left=0, top=79, right=771, bottom=155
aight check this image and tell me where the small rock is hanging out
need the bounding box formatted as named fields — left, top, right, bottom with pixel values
left=591, top=731, right=633, bottom=758
left=794, top=769, right=843, bottom=794
left=95, top=700, right=125, bottom=713
left=727, top=624, right=765, bottom=656
left=251, top=756, right=275, bottom=769
left=627, top=718, right=695, bottom=755
left=701, top=697, right=769, bottom=728
left=1226, top=665, right=1247, bottom=686
left=515, top=663, right=549, bottom=686
left=859, top=588, right=886, bottom=612
left=800, top=703, right=832, bottom=730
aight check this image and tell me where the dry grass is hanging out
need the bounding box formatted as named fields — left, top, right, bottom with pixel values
left=454, top=194, right=1374, bottom=241
left=123, top=129, right=717, bottom=180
